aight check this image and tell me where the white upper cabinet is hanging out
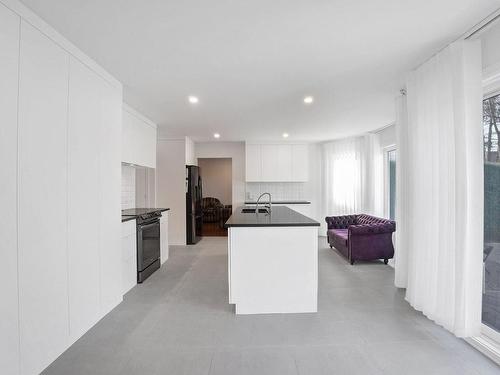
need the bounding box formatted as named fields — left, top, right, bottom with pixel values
left=245, top=143, right=309, bottom=182
left=245, top=144, right=262, bottom=181
left=17, top=20, right=70, bottom=375
left=291, top=144, right=309, bottom=182
left=261, top=144, right=292, bottom=182
left=122, top=105, right=157, bottom=168
left=0, top=5, right=20, bottom=375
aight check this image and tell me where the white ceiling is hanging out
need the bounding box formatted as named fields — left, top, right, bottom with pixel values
left=20, top=0, right=500, bottom=141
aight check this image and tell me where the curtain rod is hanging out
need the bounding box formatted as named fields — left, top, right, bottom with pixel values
left=410, top=8, right=500, bottom=72
left=464, top=10, right=500, bottom=39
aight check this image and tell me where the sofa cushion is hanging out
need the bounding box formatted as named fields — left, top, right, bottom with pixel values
left=328, top=229, right=349, bottom=246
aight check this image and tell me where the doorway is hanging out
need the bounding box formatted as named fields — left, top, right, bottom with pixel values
left=198, top=158, right=232, bottom=236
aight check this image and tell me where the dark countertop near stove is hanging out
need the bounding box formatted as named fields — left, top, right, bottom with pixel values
left=225, top=206, right=319, bottom=228
left=121, top=208, right=170, bottom=222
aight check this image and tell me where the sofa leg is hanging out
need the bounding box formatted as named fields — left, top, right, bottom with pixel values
left=329, top=244, right=333, bottom=249
left=384, top=258, right=388, bottom=265
left=350, top=259, right=355, bottom=265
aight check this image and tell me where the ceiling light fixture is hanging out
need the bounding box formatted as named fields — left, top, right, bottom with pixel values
left=303, top=96, right=314, bottom=104
left=188, top=96, right=199, bottom=104
left=214, top=133, right=220, bottom=139
left=282, top=133, right=289, bottom=138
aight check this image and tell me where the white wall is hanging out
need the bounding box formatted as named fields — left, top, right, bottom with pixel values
left=0, top=4, right=20, bottom=373
left=198, top=158, right=232, bottom=205
left=480, top=20, right=500, bottom=72
left=0, top=2, right=123, bottom=374
left=185, top=136, right=197, bottom=165
left=195, top=142, right=246, bottom=211
left=122, top=104, right=157, bottom=168
left=375, top=124, right=396, bottom=148
left=157, top=139, right=187, bottom=245
left=121, top=165, right=136, bottom=209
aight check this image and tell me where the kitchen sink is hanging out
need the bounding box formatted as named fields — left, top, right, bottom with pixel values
left=241, top=208, right=269, bottom=213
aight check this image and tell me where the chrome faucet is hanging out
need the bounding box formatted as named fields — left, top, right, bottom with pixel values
left=256, top=192, right=272, bottom=214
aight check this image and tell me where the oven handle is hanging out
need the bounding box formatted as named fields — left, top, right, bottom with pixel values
left=138, top=220, right=160, bottom=230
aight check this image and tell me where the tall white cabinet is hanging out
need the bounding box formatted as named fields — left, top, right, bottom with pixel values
left=17, top=21, right=71, bottom=375
left=0, top=2, right=124, bottom=374
left=0, top=4, right=20, bottom=375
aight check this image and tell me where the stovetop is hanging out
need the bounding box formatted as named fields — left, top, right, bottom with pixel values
left=121, top=208, right=169, bottom=217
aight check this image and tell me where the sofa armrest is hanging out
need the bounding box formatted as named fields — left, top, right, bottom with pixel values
left=325, top=215, right=357, bottom=229
left=348, top=222, right=396, bottom=235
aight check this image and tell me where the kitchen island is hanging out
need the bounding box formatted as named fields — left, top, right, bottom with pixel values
left=225, top=206, right=320, bottom=314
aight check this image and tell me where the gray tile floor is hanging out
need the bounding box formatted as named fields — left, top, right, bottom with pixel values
left=42, top=237, right=500, bottom=375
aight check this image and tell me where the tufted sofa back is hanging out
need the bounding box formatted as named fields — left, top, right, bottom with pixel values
left=356, top=214, right=390, bottom=225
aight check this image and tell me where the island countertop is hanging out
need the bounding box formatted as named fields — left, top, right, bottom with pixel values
left=244, top=200, right=311, bottom=205
left=225, top=206, right=319, bottom=228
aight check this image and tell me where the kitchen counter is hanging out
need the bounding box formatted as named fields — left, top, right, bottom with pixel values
left=225, top=206, right=319, bottom=228
left=121, top=208, right=170, bottom=222
left=244, top=200, right=311, bottom=205
left=226, top=206, right=319, bottom=314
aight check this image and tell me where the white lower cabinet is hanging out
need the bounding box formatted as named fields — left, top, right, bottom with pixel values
left=121, top=221, right=137, bottom=295
left=160, top=212, right=169, bottom=264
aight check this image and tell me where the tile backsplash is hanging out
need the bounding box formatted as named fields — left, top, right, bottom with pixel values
left=245, top=182, right=306, bottom=201
left=121, top=165, right=136, bottom=210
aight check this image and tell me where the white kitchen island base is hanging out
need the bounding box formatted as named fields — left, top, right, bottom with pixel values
left=228, top=225, right=318, bottom=314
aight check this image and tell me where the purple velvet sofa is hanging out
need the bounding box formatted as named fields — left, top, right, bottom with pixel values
left=325, top=214, right=396, bottom=265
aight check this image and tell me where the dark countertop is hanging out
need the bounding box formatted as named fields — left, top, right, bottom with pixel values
left=244, top=200, right=311, bottom=205
left=121, top=208, right=170, bottom=222
left=225, top=206, right=319, bottom=228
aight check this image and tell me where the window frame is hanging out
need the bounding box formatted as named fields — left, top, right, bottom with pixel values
left=465, top=67, right=500, bottom=365
left=383, top=144, right=397, bottom=220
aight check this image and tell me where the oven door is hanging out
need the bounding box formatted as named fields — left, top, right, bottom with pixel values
left=137, top=220, right=160, bottom=272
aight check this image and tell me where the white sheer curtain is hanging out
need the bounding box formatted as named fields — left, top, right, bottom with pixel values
left=322, top=134, right=383, bottom=219
left=394, top=40, right=483, bottom=337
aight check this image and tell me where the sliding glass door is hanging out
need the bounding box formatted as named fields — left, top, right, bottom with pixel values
left=482, top=93, right=500, bottom=341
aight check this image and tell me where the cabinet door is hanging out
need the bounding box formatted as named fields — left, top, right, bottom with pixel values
left=67, top=57, right=102, bottom=343
left=291, top=144, right=309, bottom=181
left=17, top=21, right=70, bottom=375
left=99, top=80, right=123, bottom=315
left=160, top=213, right=169, bottom=264
left=0, top=5, right=20, bottom=375
left=261, top=144, right=292, bottom=182
left=245, top=144, right=261, bottom=181
left=121, top=221, right=137, bottom=295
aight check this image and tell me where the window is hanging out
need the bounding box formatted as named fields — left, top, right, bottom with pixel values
left=482, top=92, right=500, bottom=336
left=384, top=147, right=396, bottom=220
left=387, top=149, right=396, bottom=220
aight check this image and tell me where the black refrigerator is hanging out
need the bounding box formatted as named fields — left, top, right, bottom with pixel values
left=186, top=165, right=203, bottom=244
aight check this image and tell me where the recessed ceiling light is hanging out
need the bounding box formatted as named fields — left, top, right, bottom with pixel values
left=188, top=96, right=199, bottom=104
left=282, top=133, right=289, bottom=138
left=213, top=133, right=220, bottom=139
left=303, top=96, right=314, bottom=104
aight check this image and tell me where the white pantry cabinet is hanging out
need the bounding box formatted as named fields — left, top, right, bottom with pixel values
left=0, top=4, right=20, bottom=375
left=121, top=220, right=137, bottom=295
left=17, top=20, right=70, bottom=375
left=2, top=4, right=123, bottom=373
left=99, top=79, right=123, bottom=315
left=245, top=142, right=309, bottom=182
left=160, top=212, right=169, bottom=264
left=67, top=57, right=104, bottom=344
